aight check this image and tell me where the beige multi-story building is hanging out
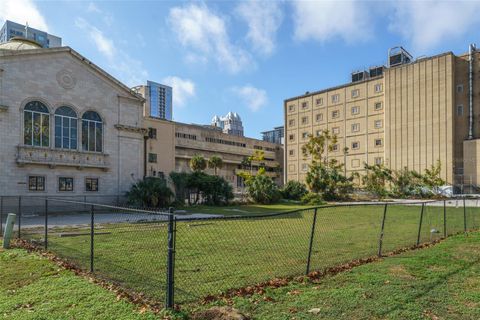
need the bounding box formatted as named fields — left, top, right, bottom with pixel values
left=285, top=45, right=480, bottom=189
left=143, top=119, right=283, bottom=191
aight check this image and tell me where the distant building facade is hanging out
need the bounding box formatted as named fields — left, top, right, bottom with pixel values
left=133, top=81, right=172, bottom=120
left=262, top=126, right=284, bottom=144
left=284, top=44, right=480, bottom=191
left=211, top=112, right=244, bottom=136
left=0, top=20, right=61, bottom=48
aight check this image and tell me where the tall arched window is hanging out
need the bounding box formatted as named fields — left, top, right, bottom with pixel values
left=55, top=106, right=77, bottom=150
left=24, top=101, right=50, bottom=147
left=82, top=111, right=103, bottom=152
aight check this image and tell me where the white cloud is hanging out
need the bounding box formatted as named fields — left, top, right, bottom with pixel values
left=167, top=3, right=253, bottom=74
left=0, top=0, right=48, bottom=31
left=231, top=85, right=267, bottom=112
left=87, top=2, right=101, bottom=13
left=162, top=76, right=196, bottom=108
left=75, top=17, right=147, bottom=86
left=236, top=0, right=283, bottom=56
left=389, top=1, right=480, bottom=52
left=292, top=0, right=373, bottom=44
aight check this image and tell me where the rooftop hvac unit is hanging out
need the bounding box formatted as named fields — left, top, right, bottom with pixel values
left=388, top=46, right=413, bottom=67
left=369, top=66, right=384, bottom=78
left=351, top=70, right=369, bottom=83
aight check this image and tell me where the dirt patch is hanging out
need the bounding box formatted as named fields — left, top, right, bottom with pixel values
left=389, top=265, right=415, bottom=280
left=191, top=307, right=249, bottom=320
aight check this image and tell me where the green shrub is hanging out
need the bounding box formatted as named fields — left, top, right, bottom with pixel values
left=126, top=177, right=173, bottom=208
left=245, top=174, right=281, bottom=204
left=300, top=193, right=325, bottom=205
left=281, top=180, right=308, bottom=200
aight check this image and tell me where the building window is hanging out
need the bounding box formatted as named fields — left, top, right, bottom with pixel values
left=374, top=102, right=383, bottom=111
left=374, top=120, right=383, bottom=128
left=352, top=141, right=360, bottom=149
left=302, top=163, right=308, bottom=171
left=351, top=159, right=360, bottom=168
left=374, top=83, right=383, bottom=93
left=332, top=144, right=339, bottom=152
left=301, top=102, right=308, bottom=109
left=59, top=177, right=74, bottom=192
left=288, top=119, right=295, bottom=126
left=24, top=101, right=50, bottom=147
left=289, top=134, right=295, bottom=141
left=351, top=89, right=359, bottom=98
left=175, top=132, right=197, bottom=140
left=316, top=113, right=323, bottom=122
left=302, top=116, right=308, bottom=125
left=351, top=123, right=360, bottom=132
left=148, top=127, right=157, bottom=139
left=148, top=153, right=157, bottom=163
left=457, top=84, right=464, bottom=93
left=331, top=94, right=339, bottom=103
left=316, top=130, right=322, bottom=137
left=289, top=149, right=294, bottom=156
left=351, top=106, right=360, bottom=115
left=28, top=176, right=45, bottom=191
left=85, top=178, right=99, bottom=192
left=375, top=138, right=383, bottom=147
left=316, top=98, right=323, bottom=106
left=457, top=105, right=464, bottom=116
left=302, top=132, right=309, bottom=139
left=54, top=106, right=77, bottom=150
left=81, top=111, right=103, bottom=152
left=332, top=110, right=339, bottom=118
left=288, top=105, right=295, bottom=112
left=332, top=127, right=340, bottom=135
left=374, top=157, right=383, bottom=165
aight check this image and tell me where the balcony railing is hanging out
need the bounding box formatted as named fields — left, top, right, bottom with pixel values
left=16, top=145, right=110, bottom=170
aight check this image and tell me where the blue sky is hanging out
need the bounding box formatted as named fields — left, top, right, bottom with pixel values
left=3, top=1, right=480, bottom=138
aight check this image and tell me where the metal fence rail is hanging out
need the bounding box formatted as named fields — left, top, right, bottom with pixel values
left=2, top=196, right=479, bottom=308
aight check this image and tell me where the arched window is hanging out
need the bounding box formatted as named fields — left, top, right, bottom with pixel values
left=55, top=106, right=77, bottom=150
left=81, top=111, right=103, bottom=152
left=24, top=101, right=50, bottom=147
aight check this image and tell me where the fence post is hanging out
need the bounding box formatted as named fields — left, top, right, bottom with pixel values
left=90, top=204, right=94, bottom=273
left=463, top=197, right=467, bottom=232
left=443, top=200, right=447, bottom=238
left=166, top=207, right=176, bottom=309
left=44, top=199, right=48, bottom=250
left=0, top=196, right=3, bottom=237
left=306, top=208, right=318, bottom=275
left=416, top=203, right=425, bottom=246
left=378, top=204, right=388, bottom=257
left=17, top=196, right=21, bottom=238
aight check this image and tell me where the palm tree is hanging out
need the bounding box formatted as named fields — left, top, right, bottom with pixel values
left=189, top=155, right=207, bottom=172
left=208, top=155, right=223, bottom=175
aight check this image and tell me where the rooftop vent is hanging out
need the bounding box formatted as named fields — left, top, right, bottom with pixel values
left=351, top=70, right=369, bottom=83
left=388, top=46, right=412, bottom=67
left=369, top=66, right=384, bottom=78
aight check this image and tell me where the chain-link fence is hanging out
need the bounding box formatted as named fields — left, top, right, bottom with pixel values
left=2, top=196, right=479, bottom=308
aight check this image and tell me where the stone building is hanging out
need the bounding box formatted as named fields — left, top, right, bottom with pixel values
left=284, top=45, right=480, bottom=190
left=0, top=38, right=145, bottom=197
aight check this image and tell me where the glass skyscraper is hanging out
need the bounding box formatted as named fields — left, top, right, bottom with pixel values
left=0, top=20, right=61, bottom=48
left=147, top=81, right=172, bottom=120
left=261, top=126, right=284, bottom=144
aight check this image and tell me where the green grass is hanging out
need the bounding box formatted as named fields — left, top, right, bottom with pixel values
left=176, top=202, right=311, bottom=216
left=197, top=232, right=480, bottom=319
left=21, top=201, right=480, bottom=306
left=0, top=245, right=160, bottom=320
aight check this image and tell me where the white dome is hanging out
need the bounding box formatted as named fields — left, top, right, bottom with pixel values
left=211, top=115, right=220, bottom=122
left=233, top=112, right=241, bottom=121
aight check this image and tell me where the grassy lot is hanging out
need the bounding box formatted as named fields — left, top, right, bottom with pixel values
left=21, top=201, right=480, bottom=306
left=0, top=244, right=160, bottom=320
left=176, top=202, right=311, bottom=216
left=198, top=232, right=480, bottom=320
